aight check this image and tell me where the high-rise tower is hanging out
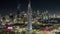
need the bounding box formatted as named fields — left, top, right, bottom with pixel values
left=27, top=0, right=32, bottom=31
left=37, top=10, right=40, bottom=16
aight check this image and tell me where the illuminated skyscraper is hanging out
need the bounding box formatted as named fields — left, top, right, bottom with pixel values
left=27, top=0, right=32, bottom=31
left=53, top=13, right=57, bottom=18
left=0, top=14, right=2, bottom=22
left=37, top=10, right=40, bottom=16
left=43, top=10, right=49, bottom=20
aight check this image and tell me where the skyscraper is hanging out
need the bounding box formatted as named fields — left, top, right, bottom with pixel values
left=27, top=0, right=32, bottom=31
left=37, top=10, right=40, bottom=16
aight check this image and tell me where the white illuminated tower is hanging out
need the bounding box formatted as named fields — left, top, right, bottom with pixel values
left=37, top=10, right=40, bottom=16
left=27, top=0, right=32, bottom=31
left=53, top=13, right=56, bottom=18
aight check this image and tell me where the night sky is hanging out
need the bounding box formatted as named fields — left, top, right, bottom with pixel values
left=0, top=0, right=60, bottom=15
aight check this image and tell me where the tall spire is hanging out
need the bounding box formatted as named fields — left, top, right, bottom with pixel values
left=28, top=0, right=31, bottom=11
left=28, top=0, right=30, bottom=7
left=27, top=0, right=32, bottom=31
